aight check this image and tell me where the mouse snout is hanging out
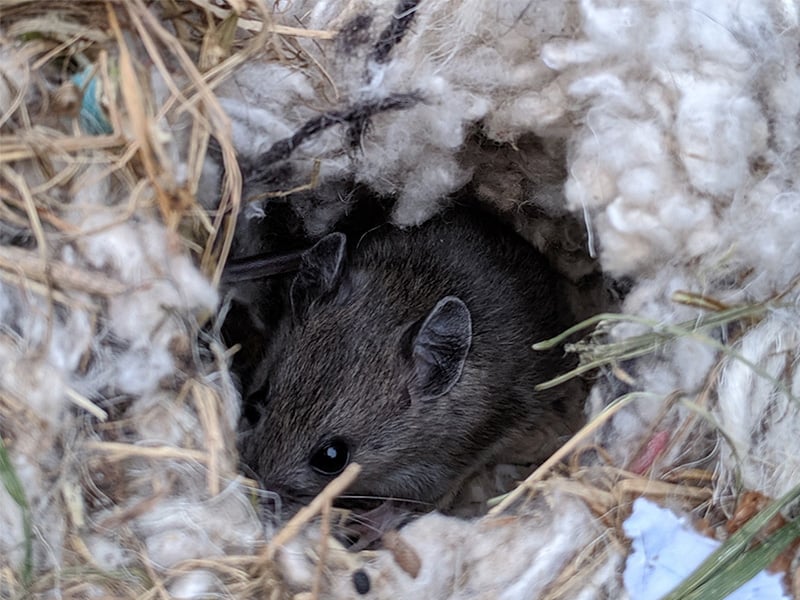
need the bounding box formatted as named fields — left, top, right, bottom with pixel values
left=257, top=474, right=320, bottom=512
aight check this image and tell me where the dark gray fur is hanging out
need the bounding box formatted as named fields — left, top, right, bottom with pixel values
left=239, top=208, right=582, bottom=509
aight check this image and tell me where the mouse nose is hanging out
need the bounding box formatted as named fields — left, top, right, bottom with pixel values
left=256, top=482, right=315, bottom=519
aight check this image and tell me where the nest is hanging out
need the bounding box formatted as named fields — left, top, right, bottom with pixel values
left=1, top=1, right=799, bottom=598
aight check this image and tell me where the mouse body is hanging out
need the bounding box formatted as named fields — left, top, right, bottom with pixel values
left=238, top=207, right=582, bottom=510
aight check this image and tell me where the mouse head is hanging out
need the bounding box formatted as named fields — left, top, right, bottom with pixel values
left=240, top=232, right=475, bottom=507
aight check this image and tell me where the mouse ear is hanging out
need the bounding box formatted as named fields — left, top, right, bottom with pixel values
left=409, top=296, right=472, bottom=402
left=290, top=232, right=347, bottom=319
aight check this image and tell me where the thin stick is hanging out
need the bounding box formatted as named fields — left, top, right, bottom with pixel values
left=264, top=463, right=362, bottom=561
left=0, top=245, right=127, bottom=296
left=1, top=164, right=47, bottom=262
left=0, top=134, right=124, bottom=161
left=65, top=388, right=108, bottom=421
left=311, top=500, right=333, bottom=600
left=84, top=441, right=209, bottom=463
left=489, top=393, right=658, bottom=514
left=185, top=0, right=335, bottom=38
left=192, top=382, right=225, bottom=496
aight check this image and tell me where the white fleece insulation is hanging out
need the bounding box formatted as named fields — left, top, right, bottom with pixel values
left=279, top=492, right=621, bottom=599
left=2, top=0, right=799, bottom=598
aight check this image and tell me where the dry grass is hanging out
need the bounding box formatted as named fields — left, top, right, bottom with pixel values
left=487, top=290, right=800, bottom=599
left=0, top=1, right=337, bottom=597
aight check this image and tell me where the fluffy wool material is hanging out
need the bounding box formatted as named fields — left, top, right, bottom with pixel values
left=0, top=167, right=262, bottom=593
left=217, top=0, right=800, bottom=592
left=221, top=0, right=800, bottom=489
left=276, top=492, right=622, bottom=599
left=2, top=0, right=800, bottom=597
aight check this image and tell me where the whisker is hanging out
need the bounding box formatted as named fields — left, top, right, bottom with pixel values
left=338, top=494, right=435, bottom=508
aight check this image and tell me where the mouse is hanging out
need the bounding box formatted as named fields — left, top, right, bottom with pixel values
left=237, top=206, right=583, bottom=513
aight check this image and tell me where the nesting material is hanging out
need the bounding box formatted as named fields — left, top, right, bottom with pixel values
left=1, top=2, right=263, bottom=596
left=1, top=0, right=799, bottom=599
left=277, top=491, right=617, bottom=599
left=623, top=498, right=790, bottom=600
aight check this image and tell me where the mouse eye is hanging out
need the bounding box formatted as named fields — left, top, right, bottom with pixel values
left=310, top=437, right=350, bottom=476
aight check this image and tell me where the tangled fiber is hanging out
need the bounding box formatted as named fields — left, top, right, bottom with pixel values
left=0, top=0, right=798, bottom=598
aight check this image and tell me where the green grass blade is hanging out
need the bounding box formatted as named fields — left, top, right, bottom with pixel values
left=532, top=302, right=794, bottom=402
left=662, top=481, right=800, bottom=600
left=0, top=435, right=33, bottom=588
left=681, top=517, right=800, bottom=600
